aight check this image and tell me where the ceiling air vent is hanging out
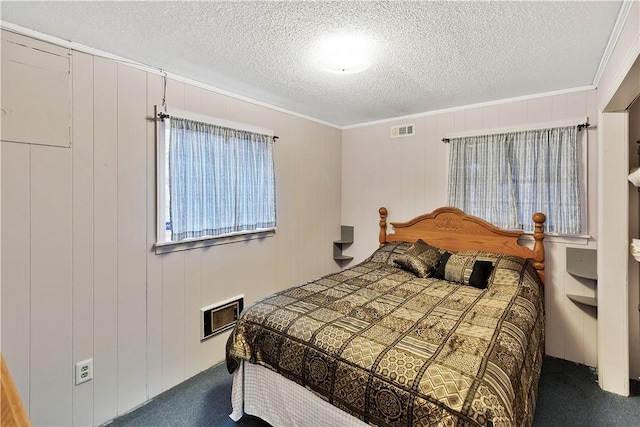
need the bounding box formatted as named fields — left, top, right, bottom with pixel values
left=391, top=124, right=415, bottom=138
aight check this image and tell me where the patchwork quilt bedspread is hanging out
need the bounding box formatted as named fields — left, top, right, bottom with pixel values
left=226, top=242, right=545, bottom=427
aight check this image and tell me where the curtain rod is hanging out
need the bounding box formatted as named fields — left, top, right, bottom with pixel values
left=157, top=112, right=279, bottom=142
left=441, top=121, right=591, bottom=143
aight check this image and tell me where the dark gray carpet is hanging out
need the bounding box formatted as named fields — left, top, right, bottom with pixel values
left=104, top=356, right=640, bottom=427
left=533, top=357, right=640, bottom=427
left=103, top=361, right=269, bottom=427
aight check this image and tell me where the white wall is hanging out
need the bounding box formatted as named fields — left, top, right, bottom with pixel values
left=1, top=31, right=342, bottom=426
left=342, top=90, right=599, bottom=368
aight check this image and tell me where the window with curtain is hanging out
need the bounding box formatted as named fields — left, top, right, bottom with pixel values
left=447, top=126, right=582, bottom=235
left=157, top=112, right=276, bottom=245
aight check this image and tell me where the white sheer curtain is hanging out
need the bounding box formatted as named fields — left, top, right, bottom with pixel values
left=447, top=126, right=581, bottom=235
left=169, top=117, right=276, bottom=242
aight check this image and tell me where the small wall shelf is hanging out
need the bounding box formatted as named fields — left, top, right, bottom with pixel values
left=333, top=226, right=354, bottom=264
left=566, top=294, right=598, bottom=307
left=565, top=247, right=597, bottom=308
left=566, top=247, right=597, bottom=280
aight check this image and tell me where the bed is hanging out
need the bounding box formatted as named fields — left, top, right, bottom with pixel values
left=226, top=206, right=546, bottom=427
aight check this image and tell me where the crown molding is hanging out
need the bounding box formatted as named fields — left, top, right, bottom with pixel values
left=342, top=85, right=596, bottom=130
left=592, top=0, right=636, bottom=88
left=0, top=21, right=342, bottom=130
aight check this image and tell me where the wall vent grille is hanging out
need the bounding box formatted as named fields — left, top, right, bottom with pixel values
left=391, top=124, right=415, bottom=138
left=201, top=295, right=244, bottom=340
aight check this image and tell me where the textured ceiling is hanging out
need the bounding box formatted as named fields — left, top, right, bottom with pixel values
left=0, top=1, right=623, bottom=127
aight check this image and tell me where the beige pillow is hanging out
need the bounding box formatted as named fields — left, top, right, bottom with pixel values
left=393, top=239, right=442, bottom=278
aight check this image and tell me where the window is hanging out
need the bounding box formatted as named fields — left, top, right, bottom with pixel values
left=447, top=125, right=583, bottom=235
left=156, top=109, right=276, bottom=248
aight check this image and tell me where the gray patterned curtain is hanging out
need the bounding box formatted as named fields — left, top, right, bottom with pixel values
left=169, top=117, right=276, bottom=241
left=447, top=126, right=581, bottom=235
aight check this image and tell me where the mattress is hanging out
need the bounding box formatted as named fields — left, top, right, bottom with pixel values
left=231, top=361, right=367, bottom=426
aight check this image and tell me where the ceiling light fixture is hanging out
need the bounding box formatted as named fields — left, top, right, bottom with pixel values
left=317, top=35, right=371, bottom=75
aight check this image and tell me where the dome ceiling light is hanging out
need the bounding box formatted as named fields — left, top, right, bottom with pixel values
left=316, top=35, right=372, bottom=75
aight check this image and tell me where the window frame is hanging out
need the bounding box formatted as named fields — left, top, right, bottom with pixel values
left=154, top=107, right=276, bottom=254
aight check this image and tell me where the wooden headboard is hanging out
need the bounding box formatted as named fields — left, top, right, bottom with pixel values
left=378, top=207, right=546, bottom=284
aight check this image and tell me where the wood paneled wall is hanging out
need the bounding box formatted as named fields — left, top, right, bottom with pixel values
left=1, top=37, right=342, bottom=425
left=342, top=90, right=599, bottom=368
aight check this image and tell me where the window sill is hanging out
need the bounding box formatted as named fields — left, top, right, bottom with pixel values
left=519, top=233, right=591, bottom=245
left=154, top=228, right=276, bottom=254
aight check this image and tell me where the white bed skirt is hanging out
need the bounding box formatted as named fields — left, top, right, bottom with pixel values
left=230, top=361, right=368, bottom=426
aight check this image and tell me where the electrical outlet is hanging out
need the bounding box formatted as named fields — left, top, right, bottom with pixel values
left=75, top=359, right=93, bottom=385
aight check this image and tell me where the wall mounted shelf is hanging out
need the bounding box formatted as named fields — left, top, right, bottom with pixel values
left=565, top=247, right=597, bottom=308
left=566, top=294, right=598, bottom=307
left=333, top=226, right=354, bottom=264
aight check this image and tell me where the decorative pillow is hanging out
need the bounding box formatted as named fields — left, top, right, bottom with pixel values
left=454, top=250, right=528, bottom=271
left=418, top=246, right=442, bottom=267
left=468, top=261, right=493, bottom=289
left=365, top=241, right=412, bottom=265
left=405, top=239, right=431, bottom=257
left=433, top=252, right=452, bottom=279
left=393, top=239, right=443, bottom=277
left=433, top=252, right=493, bottom=289
left=394, top=254, right=432, bottom=277
left=411, top=240, right=442, bottom=267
